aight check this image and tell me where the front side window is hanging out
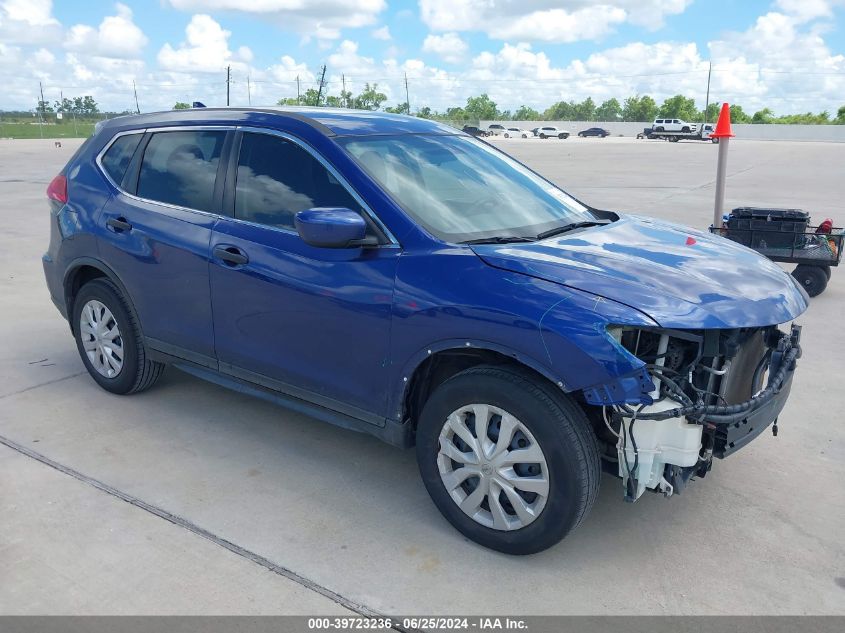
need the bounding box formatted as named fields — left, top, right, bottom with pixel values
left=101, top=133, right=143, bottom=185
left=235, top=132, right=363, bottom=230
left=137, top=130, right=226, bottom=212
left=338, top=134, right=592, bottom=243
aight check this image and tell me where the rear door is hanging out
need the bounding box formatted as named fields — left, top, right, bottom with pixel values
left=209, top=129, right=400, bottom=421
left=97, top=127, right=231, bottom=365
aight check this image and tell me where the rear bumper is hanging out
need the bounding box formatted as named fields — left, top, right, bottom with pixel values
left=42, top=254, right=67, bottom=320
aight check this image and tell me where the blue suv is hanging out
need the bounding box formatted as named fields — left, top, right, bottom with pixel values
left=43, top=108, right=807, bottom=554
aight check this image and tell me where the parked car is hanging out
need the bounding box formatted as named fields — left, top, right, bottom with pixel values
left=43, top=108, right=807, bottom=554
left=486, top=123, right=506, bottom=136
left=461, top=125, right=488, bottom=137
left=534, top=126, right=569, bottom=139
left=503, top=127, right=528, bottom=138
left=578, top=127, right=610, bottom=137
left=652, top=118, right=696, bottom=133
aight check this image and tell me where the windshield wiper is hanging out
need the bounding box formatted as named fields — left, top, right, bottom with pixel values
left=461, top=235, right=536, bottom=245
left=536, top=220, right=609, bottom=240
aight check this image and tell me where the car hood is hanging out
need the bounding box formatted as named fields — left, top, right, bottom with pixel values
left=471, top=214, right=809, bottom=328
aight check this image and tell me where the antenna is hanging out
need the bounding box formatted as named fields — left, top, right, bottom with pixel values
left=404, top=72, right=410, bottom=114
left=226, top=65, right=231, bottom=106
left=247, top=74, right=251, bottom=106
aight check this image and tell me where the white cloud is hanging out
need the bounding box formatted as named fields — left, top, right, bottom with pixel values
left=420, top=0, right=692, bottom=42
left=164, top=0, right=386, bottom=39
left=65, top=3, right=148, bottom=59
left=157, top=14, right=252, bottom=73
left=422, top=32, right=468, bottom=63
left=0, top=0, right=61, bottom=43
left=371, top=25, right=391, bottom=40
left=774, top=0, right=845, bottom=23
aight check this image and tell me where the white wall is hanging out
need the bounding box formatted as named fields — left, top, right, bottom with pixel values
left=480, top=121, right=845, bottom=142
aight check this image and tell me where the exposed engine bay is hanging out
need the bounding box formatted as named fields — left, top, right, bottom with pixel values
left=593, top=323, right=802, bottom=501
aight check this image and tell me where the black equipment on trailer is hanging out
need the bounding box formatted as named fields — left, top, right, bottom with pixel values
left=712, top=207, right=842, bottom=297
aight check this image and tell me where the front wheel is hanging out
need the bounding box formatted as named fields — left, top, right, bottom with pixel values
left=415, top=366, right=600, bottom=554
left=559, top=133, right=569, bottom=139
left=792, top=265, right=828, bottom=297
left=73, top=278, right=165, bottom=394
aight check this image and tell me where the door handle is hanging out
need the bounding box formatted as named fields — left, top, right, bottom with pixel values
left=213, top=245, right=249, bottom=266
left=106, top=217, right=132, bottom=232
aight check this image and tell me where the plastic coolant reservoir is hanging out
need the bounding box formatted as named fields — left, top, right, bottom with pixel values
left=617, top=405, right=703, bottom=501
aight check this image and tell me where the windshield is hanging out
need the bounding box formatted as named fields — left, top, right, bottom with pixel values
left=336, top=134, right=593, bottom=243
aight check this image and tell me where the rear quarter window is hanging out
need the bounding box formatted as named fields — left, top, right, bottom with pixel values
left=136, top=130, right=227, bottom=213
left=100, top=133, right=143, bottom=186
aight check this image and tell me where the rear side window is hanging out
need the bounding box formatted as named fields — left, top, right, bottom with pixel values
left=100, top=133, right=143, bottom=185
left=234, top=132, right=362, bottom=230
left=137, top=130, right=226, bottom=212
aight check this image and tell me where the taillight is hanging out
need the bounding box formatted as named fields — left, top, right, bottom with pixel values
left=46, top=174, right=68, bottom=204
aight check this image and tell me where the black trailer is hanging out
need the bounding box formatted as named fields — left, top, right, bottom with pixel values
left=711, top=207, right=842, bottom=297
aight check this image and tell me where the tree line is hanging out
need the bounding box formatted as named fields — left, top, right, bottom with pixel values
left=256, top=85, right=845, bottom=125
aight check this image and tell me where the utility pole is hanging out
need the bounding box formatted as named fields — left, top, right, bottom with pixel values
left=404, top=72, right=410, bottom=114
left=315, top=65, right=327, bottom=107
left=704, top=60, right=712, bottom=123
left=38, top=81, right=45, bottom=138
left=133, top=80, right=140, bottom=114
left=247, top=74, right=251, bottom=105
left=226, top=65, right=231, bottom=106
left=342, top=74, right=346, bottom=107
left=296, top=75, right=301, bottom=105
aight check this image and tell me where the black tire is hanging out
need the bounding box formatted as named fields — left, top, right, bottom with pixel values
left=504, top=133, right=510, bottom=138
left=792, top=265, right=828, bottom=297
left=415, top=365, right=600, bottom=555
left=539, top=134, right=546, bottom=139
left=682, top=126, right=691, bottom=133
left=669, top=136, right=679, bottom=142
left=72, top=278, right=165, bottom=394
left=655, top=126, right=664, bottom=132
left=821, top=265, right=832, bottom=280
left=559, top=133, right=568, bottom=139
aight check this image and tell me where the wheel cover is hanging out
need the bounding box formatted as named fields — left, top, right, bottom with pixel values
left=437, top=404, right=549, bottom=531
left=79, top=299, right=124, bottom=378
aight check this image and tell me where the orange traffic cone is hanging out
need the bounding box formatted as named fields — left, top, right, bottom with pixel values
left=710, top=102, right=735, bottom=139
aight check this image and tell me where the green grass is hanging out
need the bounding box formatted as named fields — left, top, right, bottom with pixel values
left=0, top=122, right=95, bottom=139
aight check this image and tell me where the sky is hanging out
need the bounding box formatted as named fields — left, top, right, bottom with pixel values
left=1, top=0, right=844, bottom=115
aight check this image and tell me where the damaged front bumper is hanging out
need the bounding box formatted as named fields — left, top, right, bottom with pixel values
left=593, top=323, right=802, bottom=501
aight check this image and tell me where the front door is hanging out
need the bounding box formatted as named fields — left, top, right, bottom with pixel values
left=209, top=130, right=399, bottom=422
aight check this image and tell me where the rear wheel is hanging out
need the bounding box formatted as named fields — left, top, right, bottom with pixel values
left=539, top=133, right=547, bottom=139
left=669, top=136, right=679, bottom=142
left=415, top=366, right=600, bottom=554
left=73, top=278, right=165, bottom=394
left=792, top=265, right=828, bottom=297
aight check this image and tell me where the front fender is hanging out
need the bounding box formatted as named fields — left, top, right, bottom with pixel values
left=389, top=249, right=659, bottom=420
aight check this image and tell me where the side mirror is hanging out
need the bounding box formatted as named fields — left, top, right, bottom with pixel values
left=294, top=207, right=369, bottom=248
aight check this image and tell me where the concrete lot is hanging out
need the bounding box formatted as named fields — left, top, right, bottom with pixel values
left=1, top=136, right=843, bottom=615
